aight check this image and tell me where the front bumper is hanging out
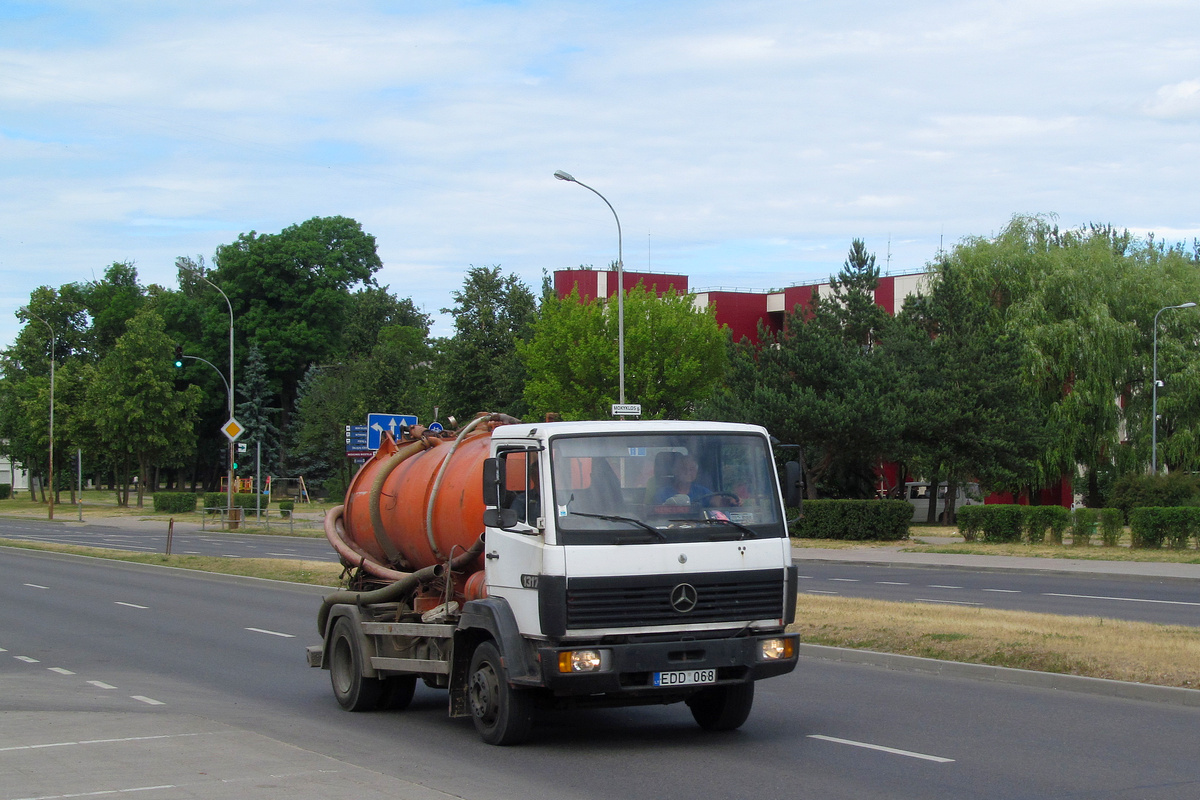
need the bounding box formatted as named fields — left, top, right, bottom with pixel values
left=536, top=632, right=799, bottom=697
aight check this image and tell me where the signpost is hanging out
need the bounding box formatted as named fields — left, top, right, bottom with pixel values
left=611, top=403, right=642, bottom=416
left=366, top=413, right=418, bottom=450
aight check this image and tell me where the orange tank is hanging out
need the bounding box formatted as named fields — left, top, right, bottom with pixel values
left=340, top=421, right=495, bottom=577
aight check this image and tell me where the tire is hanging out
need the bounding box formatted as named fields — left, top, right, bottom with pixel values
left=382, top=675, right=418, bottom=710
left=467, top=641, right=533, bottom=745
left=687, top=682, right=755, bottom=731
left=329, top=617, right=384, bottom=712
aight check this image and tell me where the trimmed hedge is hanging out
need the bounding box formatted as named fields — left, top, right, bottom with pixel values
left=979, top=505, right=1024, bottom=543
left=1099, top=508, right=1124, bottom=547
left=1108, top=472, right=1199, bottom=522
left=0, top=484, right=10, bottom=500
left=1070, top=507, right=1098, bottom=547
left=1021, top=506, right=1069, bottom=544
left=152, top=492, right=198, bottom=514
left=279, top=500, right=294, bottom=518
left=1128, top=507, right=1200, bottom=549
left=202, top=492, right=270, bottom=516
left=955, top=505, right=984, bottom=542
left=791, top=500, right=911, bottom=541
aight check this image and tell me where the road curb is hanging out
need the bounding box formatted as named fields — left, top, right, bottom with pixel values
left=798, top=643, right=1200, bottom=708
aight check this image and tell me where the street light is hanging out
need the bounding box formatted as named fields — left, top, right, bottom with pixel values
left=1151, top=302, right=1197, bottom=474
left=554, top=170, right=626, bottom=405
left=184, top=268, right=237, bottom=518
left=20, top=308, right=54, bottom=519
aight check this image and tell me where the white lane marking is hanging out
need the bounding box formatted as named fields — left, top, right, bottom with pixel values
left=88, top=681, right=117, bottom=689
left=10, top=784, right=178, bottom=798
left=130, top=696, right=165, bottom=706
left=115, top=602, right=149, bottom=609
left=245, top=627, right=295, bottom=638
left=221, top=554, right=242, bottom=558
left=875, top=581, right=909, bottom=585
left=927, top=585, right=963, bottom=589
left=915, top=598, right=982, bottom=606
left=0, top=733, right=202, bottom=753
left=808, top=734, right=955, bottom=763
left=982, top=588, right=1021, bottom=593
left=0, top=647, right=7, bottom=652
left=47, top=667, right=75, bottom=675
left=797, top=575, right=814, bottom=580
left=829, top=578, right=860, bottom=582
left=23, top=583, right=49, bottom=589
left=805, top=590, right=840, bottom=595
left=266, top=552, right=297, bottom=556
left=1043, top=592, right=1200, bottom=607
left=15, top=656, right=40, bottom=663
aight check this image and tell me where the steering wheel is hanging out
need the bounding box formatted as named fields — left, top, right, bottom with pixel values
left=698, top=492, right=741, bottom=508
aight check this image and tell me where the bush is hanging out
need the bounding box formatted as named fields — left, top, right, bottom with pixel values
left=1020, top=506, right=1067, bottom=544
left=152, top=492, right=198, bottom=514
left=969, top=505, right=1024, bottom=543
left=791, top=500, right=911, bottom=541
left=279, top=500, right=294, bottom=518
left=1108, top=472, right=1199, bottom=522
left=1129, top=507, right=1169, bottom=549
left=1070, top=508, right=1098, bottom=547
left=0, top=484, right=10, bottom=500
left=955, top=505, right=984, bottom=542
left=202, top=492, right=269, bottom=516
left=203, top=492, right=225, bottom=513
left=1098, top=508, right=1124, bottom=547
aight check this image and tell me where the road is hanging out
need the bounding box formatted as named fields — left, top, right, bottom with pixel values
left=2, top=546, right=1199, bottom=800
left=3, top=516, right=1198, bottom=626
left=795, top=561, right=1200, bottom=627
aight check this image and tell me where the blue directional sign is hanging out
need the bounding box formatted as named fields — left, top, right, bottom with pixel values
left=427, top=422, right=444, bottom=433
left=367, top=413, right=418, bottom=449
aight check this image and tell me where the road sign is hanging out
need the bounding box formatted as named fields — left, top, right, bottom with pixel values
left=367, top=413, right=418, bottom=449
left=428, top=422, right=444, bottom=433
left=236, top=442, right=248, bottom=453
left=345, top=424, right=369, bottom=451
left=611, top=403, right=642, bottom=416
left=345, top=449, right=373, bottom=459
left=221, top=418, right=245, bottom=441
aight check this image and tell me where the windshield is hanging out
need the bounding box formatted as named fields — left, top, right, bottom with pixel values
left=549, top=432, right=784, bottom=544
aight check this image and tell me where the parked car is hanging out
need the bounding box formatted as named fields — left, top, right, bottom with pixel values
left=904, top=481, right=981, bottom=522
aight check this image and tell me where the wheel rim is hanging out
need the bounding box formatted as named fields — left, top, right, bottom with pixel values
left=331, top=637, right=353, bottom=695
left=469, top=661, right=500, bottom=726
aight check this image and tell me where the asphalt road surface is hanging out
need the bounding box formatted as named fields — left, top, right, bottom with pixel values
left=2, top=546, right=1198, bottom=800
left=3, top=517, right=1198, bottom=627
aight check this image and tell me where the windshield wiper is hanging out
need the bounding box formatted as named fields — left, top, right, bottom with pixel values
left=567, top=511, right=668, bottom=541
left=670, top=517, right=758, bottom=540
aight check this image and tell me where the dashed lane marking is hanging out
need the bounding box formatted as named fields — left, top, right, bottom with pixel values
left=927, top=585, right=963, bottom=589
left=0, top=733, right=201, bottom=752
left=1043, top=592, right=1200, bottom=608
left=875, top=581, right=909, bottom=585
left=23, top=584, right=48, bottom=589
left=808, top=734, right=955, bottom=763
left=47, top=668, right=75, bottom=675
left=115, top=602, right=149, bottom=609
left=14, top=656, right=39, bottom=663
left=915, top=598, right=983, bottom=606
left=87, top=681, right=116, bottom=689
left=829, top=578, right=860, bottom=582
left=130, top=696, right=165, bottom=706
left=982, top=589, right=1021, bottom=593
left=245, top=627, right=295, bottom=638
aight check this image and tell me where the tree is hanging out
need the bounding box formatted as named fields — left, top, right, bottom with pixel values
left=235, top=344, right=283, bottom=478
left=438, top=265, right=537, bottom=419
left=84, top=308, right=203, bottom=507
left=522, top=285, right=728, bottom=420
left=212, top=216, right=383, bottom=427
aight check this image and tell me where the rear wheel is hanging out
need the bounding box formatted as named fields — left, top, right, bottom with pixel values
left=329, top=617, right=384, bottom=711
left=382, top=675, right=418, bottom=710
left=468, top=641, right=533, bottom=745
left=687, top=682, right=755, bottom=731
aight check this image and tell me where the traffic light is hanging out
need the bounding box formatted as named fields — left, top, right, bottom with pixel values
left=173, top=345, right=183, bottom=368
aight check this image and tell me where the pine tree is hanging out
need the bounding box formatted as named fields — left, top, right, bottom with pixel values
left=235, top=344, right=282, bottom=478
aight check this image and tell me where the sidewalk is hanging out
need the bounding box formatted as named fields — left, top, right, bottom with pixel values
left=793, top=541, right=1200, bottom=581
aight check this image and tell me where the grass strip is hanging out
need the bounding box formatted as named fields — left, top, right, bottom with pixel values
left=0, top=538, right=344, bottom=586
left=790, top=593, right=1200, bottom=689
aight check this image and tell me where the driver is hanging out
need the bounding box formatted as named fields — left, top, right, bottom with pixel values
left=654, top=455, right=711, bottom=505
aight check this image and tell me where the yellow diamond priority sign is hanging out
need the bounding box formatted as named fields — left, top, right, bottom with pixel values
left=221, top=418, right=245, bottom=442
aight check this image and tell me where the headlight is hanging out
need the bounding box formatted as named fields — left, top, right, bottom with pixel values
left=759, top=637, right=795, bottom=661
left=557, top=649, right=609, bottom=673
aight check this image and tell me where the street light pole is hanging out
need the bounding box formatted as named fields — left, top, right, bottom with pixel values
left=554, top=170, right=626, bottom=405
left=1151, top=302, right=1197, bottom=474
left=187, top=270, right=236, bottom=517
left=22, top=309, right=54, bottom=519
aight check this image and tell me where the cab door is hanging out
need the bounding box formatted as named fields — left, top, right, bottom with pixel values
left=483, top=447, right=545, bottom=634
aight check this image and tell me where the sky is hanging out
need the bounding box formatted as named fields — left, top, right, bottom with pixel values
left=2, top=0, right=1199, bottom=348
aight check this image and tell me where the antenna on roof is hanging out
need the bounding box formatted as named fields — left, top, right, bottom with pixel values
left=886, top=235, right=892, bottom=274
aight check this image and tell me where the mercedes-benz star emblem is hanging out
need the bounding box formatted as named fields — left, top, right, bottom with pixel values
left=670, top=583, right=698, bottom=613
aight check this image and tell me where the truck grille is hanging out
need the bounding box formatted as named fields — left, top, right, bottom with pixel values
left=564, top=569, right=785, bottom=629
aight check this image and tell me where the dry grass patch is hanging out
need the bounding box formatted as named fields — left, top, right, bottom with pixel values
left=790, top=593, right=1200, bottom=689
left=0, top=538, right=344, bottom=586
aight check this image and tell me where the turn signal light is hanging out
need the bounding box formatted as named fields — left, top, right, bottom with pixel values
left=760, top=637, right=795, bottom=661
left=558, top=649, right=606, bottom=673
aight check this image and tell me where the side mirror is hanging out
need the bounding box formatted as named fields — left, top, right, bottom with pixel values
left=482, top=457, right=518, bottom=529
left=483, top=507, right=519, bottom=529
left=784, top=460, right=804, bottom=509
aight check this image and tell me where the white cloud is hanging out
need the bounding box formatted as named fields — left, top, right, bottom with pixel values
left=1145, top=79, right=1200, bottom=119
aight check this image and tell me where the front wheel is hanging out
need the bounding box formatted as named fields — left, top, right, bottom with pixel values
left=329, top=617, right=384, bottom=711
left=468, top=641, right=533, bottom=745
left=687, top=682, right=755, bottom=731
